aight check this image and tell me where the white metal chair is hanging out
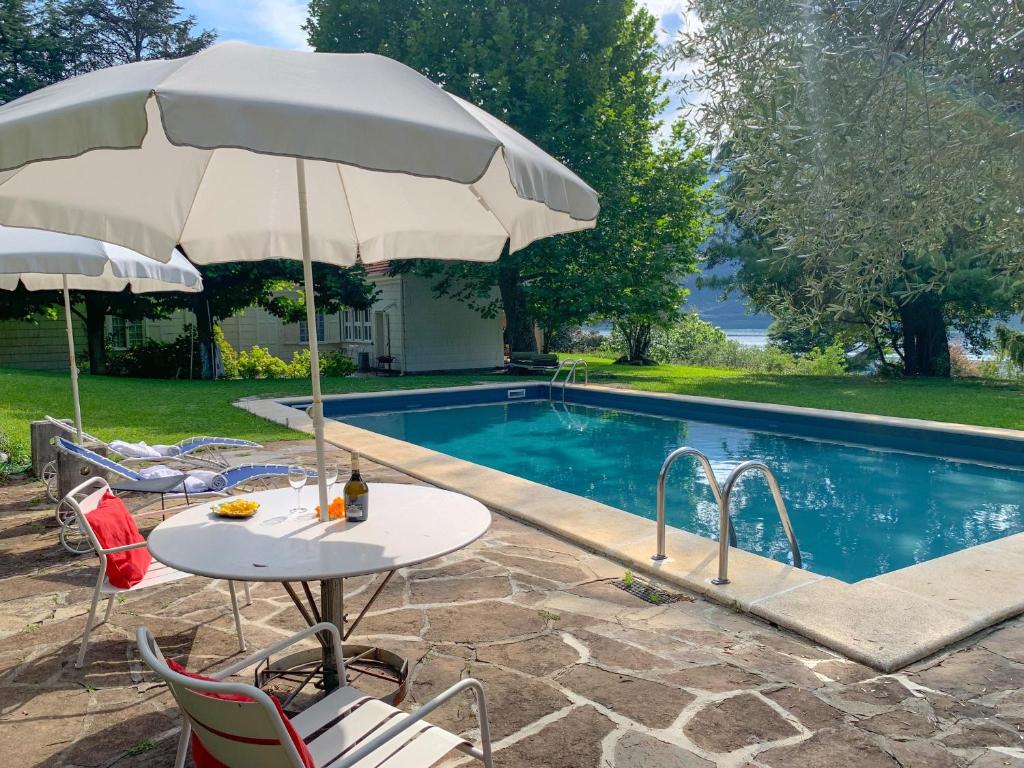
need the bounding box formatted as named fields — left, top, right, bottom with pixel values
left=65, top=477, right=251, bottom=668
left=137, top=622, right=495, bottom=768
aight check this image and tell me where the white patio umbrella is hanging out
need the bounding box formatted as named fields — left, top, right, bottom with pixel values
left=0, top=226, right=202, bottom=443
left=0, top=42, right=600, bottom=520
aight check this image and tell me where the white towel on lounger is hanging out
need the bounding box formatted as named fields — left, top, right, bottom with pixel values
left=138, top=465, right=218, bottom=493
left=110, top=440, right=163, bottom=459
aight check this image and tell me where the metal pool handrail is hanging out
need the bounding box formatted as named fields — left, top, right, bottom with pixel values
left=653, top=447, right=731, bottom=561
left=712, top=461, right=802, bottom=585
left=549, top=358, right=589, bottom=402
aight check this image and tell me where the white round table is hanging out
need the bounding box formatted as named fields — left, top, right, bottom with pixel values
left=148, top=483, right=491, bottom=692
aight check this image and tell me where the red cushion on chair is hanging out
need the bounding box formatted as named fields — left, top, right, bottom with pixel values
left=167, top=659, right=315, bottom=768
left=85, top=491, right=151, bottom=588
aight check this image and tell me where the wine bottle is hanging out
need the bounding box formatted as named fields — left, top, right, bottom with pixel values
left=343, top=453, right=369, bottom=522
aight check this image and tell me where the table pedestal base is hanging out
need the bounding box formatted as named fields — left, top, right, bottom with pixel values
left=256, top=644, right=408, bottom=709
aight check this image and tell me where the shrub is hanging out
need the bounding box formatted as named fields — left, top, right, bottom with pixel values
left=214, top=325, right=239, bottom=379
left=236, top=345, right=290, bottom=379
left=106, top=332, right=195, bottom=378
left=640, top=314, right=848, bottom=375
left=548, top=326, right=610, bottom=354
left=285, top=348, right=311, bottom=378
left=0, top=430, right=30, bottom=475
left=321, top=350, right=357, bottom=377
left=793, top=343, right=848, bottom=376
left=949, top=343, right=979, bottom=378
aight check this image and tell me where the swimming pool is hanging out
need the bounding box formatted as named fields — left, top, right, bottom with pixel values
left=324, top=386, right=1024, bottom=583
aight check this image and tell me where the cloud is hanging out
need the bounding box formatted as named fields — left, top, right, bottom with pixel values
left=181, top=0, right=309, bottom=50
left=254, top=0, right=310, bottom=50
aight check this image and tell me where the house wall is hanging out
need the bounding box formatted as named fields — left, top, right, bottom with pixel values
left=0, top=274, right=502, bottom=374
left=400, top=274, right=503, bottom=372
left=0, top=315, right=84, bottom=370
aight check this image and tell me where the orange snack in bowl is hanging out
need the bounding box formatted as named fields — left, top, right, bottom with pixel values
left=316, top=497, right=347, bottom=520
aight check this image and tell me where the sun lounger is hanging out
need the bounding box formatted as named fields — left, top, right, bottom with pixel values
left=40, top=416, right=263, bottom=501
left=507, top=351, right=560, bottom=373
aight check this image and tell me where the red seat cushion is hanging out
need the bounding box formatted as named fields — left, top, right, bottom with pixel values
left=167, top=659, right=315, bottom=768
left=85, top=491, right=151, bottom=588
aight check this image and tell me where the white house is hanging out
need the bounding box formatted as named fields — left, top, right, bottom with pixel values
left=0, top=264, right=504, bottom=374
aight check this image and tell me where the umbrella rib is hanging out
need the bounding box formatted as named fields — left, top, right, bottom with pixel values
left=173, top=149, right=216, bottom=249
left=334, top=162, right=362, bottom=259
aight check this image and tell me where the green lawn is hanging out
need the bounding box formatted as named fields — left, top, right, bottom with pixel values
left=2, top=357, right=1022, bottom=460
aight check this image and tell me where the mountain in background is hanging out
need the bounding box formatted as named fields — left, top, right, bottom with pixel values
left=682, top=263, right=773, bottom=330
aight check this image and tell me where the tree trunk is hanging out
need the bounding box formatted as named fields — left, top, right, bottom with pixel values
left=191, top=293, right=216, bottom=380
left=899, top=294, right=950, bottom=377
left=497, top=258, right=536, bottom=353
left=83, top=294, right=107, bottom=375
left=617, top=322, right=653, bottom=363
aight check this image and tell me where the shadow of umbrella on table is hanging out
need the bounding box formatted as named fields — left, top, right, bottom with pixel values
left=0, top=41, right=600, bottom=521
left=0, top=226, right=202, bottom=442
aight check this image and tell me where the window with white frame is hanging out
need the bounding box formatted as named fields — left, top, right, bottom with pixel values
left=342, top=308, right=373, bottom=342
left=108, top=316, right=146, bottom=349
left=298, top=314, right=326, bottom=343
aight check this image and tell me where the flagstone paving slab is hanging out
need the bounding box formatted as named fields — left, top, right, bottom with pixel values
left=3, top=439, right=1024, bottom=767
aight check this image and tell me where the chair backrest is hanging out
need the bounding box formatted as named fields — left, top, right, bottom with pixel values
left=62, top=477, right=114, bottom=562
left=175, top=436, right=262, bottom=455
left=136, top=627, right=308, bottom=768
left=55, top=437, right=143, bottom=481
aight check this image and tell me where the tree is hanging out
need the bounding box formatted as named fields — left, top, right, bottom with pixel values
left=75, top=0, right=216, bottom=65
left=676, top=0, right=1024, bottom=377
left=0, top=0, right=49, bottom=104
left=308, top=0, right=678, bottom=352
left=573, top=126, right=712, bottom=362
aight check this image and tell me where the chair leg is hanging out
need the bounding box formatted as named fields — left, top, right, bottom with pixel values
left=102, top=594, right=115, bottom=623
left=174, top=720, right=191, bottom=768
left=228, top=581, right=246, bottom=652
left=243, top=581, right=252, bottom=606
left=76, top=586, right=104, bottom=669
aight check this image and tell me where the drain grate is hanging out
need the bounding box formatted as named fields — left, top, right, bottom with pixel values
left=612, top=573, right=691, bottom=606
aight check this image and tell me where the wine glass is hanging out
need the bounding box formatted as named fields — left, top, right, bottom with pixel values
left=324, top=462, right=339, bottom=499
left=288, top=465, right=306, bottom=514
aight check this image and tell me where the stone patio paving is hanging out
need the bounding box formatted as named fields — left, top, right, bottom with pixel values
left=2, top=440, right=1023, bottom=767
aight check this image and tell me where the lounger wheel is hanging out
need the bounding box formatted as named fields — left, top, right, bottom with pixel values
left=42, top=460, right=59, bottom=502
left=55, top=497, right=77, bottom=526
left=59, top=520, right=94, bottom=555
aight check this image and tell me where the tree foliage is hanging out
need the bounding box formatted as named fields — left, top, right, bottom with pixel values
left=677, top=0, right=1024, bottom=376
left=309, top=0, right=709, bottom=352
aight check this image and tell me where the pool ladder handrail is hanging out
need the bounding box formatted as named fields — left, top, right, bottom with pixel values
left=654, top=447, right=732, bottom=561
left=653, top=449, right=802, bottom=585
left=549, top=358, right=589, bottom=403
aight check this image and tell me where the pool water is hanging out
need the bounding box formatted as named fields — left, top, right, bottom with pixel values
left=340, top=400, right=1024, bottom=582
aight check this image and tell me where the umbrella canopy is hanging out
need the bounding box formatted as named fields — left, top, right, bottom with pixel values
left=0, top=42, right=600, bottom=520
left=0, top=226, right=202, bottom=441
left=0, top=226, right=202, bottom=292
left=0, top=42, right=598, bottom=266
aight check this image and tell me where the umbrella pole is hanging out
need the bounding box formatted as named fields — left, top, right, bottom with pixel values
left=297, top=158, right=331, bottom=522
left=61, top=276, right=84, bottom=444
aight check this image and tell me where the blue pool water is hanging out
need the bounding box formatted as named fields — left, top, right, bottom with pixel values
left=339, top=400, right=1024, bottom=582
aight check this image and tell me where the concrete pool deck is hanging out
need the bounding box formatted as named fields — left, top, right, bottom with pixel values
left=238, top=384, right=1024, bottom=672
left=6, top=440, right=1024, bottom=767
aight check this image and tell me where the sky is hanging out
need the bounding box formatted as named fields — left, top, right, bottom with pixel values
left=178, top=1, right=691, bottom=50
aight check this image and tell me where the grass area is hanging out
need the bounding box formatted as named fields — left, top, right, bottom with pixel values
left=575, top=354, right=1024, bottom=429
left=2, top=356, right=1022, bottom=459
left=0, top=368, right=524, bottom=453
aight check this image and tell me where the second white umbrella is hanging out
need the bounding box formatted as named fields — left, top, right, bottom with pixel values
left=0, top=226, right=202, bottom=442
